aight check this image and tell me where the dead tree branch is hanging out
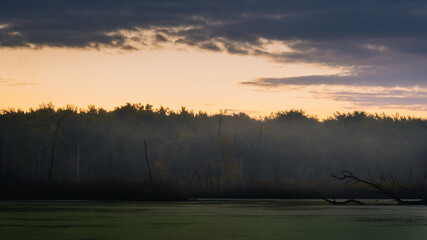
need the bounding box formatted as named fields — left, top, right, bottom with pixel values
left=334, top=170, right=427, bottom=205
left=314, top=191, right=364, bottom=205
left=47, top=113, right=66, bottom=182
left=144, top=140, right=153, bottom=185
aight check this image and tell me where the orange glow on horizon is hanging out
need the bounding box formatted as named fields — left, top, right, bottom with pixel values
left=0, top=47, right=426, bottom=120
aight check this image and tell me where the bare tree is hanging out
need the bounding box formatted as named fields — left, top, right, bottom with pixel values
left=334, top=170, right=427, bottom=205
left=314, top=191, right=364, bottom=205
left=0, top=135, right=5, bottom=180
left=76, top=141, right=80, bottom=182
left=216, top=113, right=223, bottom=190
left=144, top=140, right=153, bottom=185
left=242, top=126, right=262, bottom=190
left=47, top=113, right=66, bottom=182
left=188, top=154, right=207, bottom=185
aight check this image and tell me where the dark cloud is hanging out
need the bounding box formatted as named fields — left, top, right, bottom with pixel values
left=223, top=42, right=249, bottom=55
left=1, top=1, right=427, bottom=88
left=121, top=45, right=138, bottom=50
left=241, top=75, right=363, bottom=87
left=312, top=88, right=427, bottom=111
left=241, top=71, right=427, bottom=110
left=2, top=1, right=427, bottom=52
left=155, top=34, right=168, bottom=42
left=242, top=58, right=427, bottom=88
left=242, top=73, right=426, bottom=89
left=199, top=42, right=221, bottom=51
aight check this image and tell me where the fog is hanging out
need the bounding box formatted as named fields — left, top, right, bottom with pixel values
left=0, top=103, right=426, bottom=198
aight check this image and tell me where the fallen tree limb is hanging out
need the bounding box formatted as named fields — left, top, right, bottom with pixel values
left=334, top=170, right=427, bottom=205
left=314, top=191, right=364, bottom=205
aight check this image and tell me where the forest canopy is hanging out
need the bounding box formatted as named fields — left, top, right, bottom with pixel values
left=0, top=103, right=426, bottom=199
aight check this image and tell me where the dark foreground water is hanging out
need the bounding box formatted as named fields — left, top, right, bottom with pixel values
left=1, top=200, right=427, bottom=240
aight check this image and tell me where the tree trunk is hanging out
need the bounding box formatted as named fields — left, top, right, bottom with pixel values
left=1, top=137, right=5, bottom=180
left=48, top=114, right=66, bottom=182
left=189, top=155, right=207, bottom=185
left=216, top=114, right=222, bottom=191
left=144, top=140, right=153, bottom=185
left=90, top=144, right=94, bottom=181
left=32, top=149, right=36, bottom=179
left=107, top=149, right=114, bottom=179
left=76, top=142, right=80, bottom=182
left=315, top=192, right=365, bottom=205
left=246, top=126, right=262, bottom=190
left=37, top=145, right=42, bottom=180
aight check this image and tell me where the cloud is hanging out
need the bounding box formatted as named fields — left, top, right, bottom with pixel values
left=242, top=58, right=427, bottom=88
left=241, top=70, right=427, bottom=110
left=241, top=75, right=361, bottom=87
left=1, top=1, right=427, bottom=88
left=313, top=87, right=427, bottom=111
left=155, top=34, right=168, bottom=42
left=0, top=78, right=36, bottom=86
left=225, top=109, right=260, bottom=115
left=199, top=42, right=221, bottom=51
left=2, top=1, right=427, bottom=54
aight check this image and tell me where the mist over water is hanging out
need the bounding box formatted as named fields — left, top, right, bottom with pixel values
left=0, top=103, right=426, bottom=198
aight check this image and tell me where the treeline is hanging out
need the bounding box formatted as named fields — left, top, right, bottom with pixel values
left=0, top=103, right=426, bottom=198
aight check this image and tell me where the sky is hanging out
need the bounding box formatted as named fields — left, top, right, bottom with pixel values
left=1, top=0, right=427, bottom=119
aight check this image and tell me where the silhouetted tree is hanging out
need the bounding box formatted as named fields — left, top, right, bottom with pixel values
left=48, top=112, right=67, bottom=182
left=334, top=170, right=427, bottom=205
left=0, top=102, right=426, bottom=199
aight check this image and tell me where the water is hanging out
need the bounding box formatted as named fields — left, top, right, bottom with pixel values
left=1, top=200, right=427, bottom=240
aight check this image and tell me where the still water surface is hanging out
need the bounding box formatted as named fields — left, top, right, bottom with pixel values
left=0, top=200, right=426, bottom=240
